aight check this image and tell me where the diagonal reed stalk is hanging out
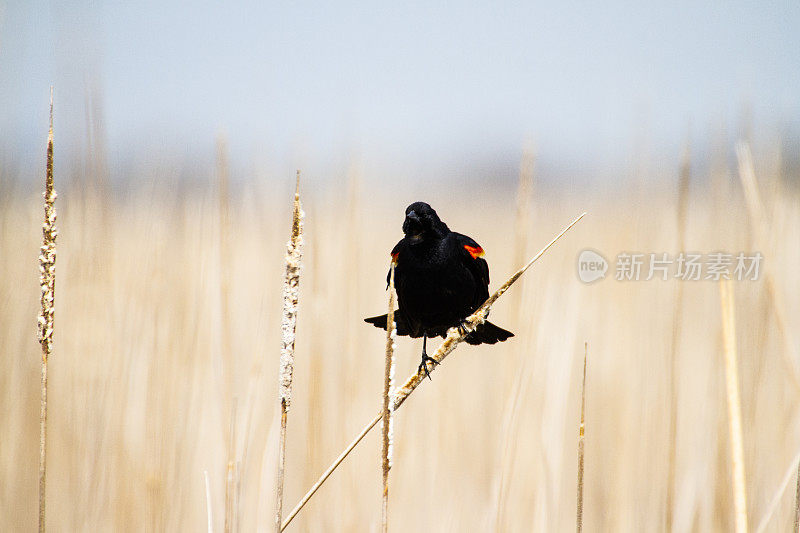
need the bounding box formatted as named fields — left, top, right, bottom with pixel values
left=754, top=448, right=800, bottom=533
left=37, top=87, right=57, bottom=533
left=719, top=278, right=748, bottom=533
left=275, top=172, right=304, bottom=533
left=280, top=211, right=586, bottom=531
left=381, top=265, right=396, bottom=533
left=576, top=341, right=587, bottom=533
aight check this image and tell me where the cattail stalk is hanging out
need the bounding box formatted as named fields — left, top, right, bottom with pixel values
left=37, top=87, right=57, bottom=533
left=381, top=265, right=397, bottom=532
left=275, top=172, right=304, bottom=532
left=576, top=342, right=587, bottom=533
left=719, top=278, right=748, bottom=533
left=280, top=211, right=586, bottom=531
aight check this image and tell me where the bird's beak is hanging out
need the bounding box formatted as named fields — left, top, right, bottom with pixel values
left=403, top=211, right=423, bottom=238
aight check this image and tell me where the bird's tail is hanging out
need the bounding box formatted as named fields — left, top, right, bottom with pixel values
left=464, top=321, right=514, bottom=345
left=364, top=313, right=414, bottom=336
left=365, top=314, right=513, bottom=344
left=364, top=314, right=389, bottom=330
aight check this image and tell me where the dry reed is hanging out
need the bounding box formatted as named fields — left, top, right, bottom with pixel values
left=217, top=136, right=238, bottom=533
left=755, top=449, right=800, bottom=532
left=795, top=467, right=800, bottom=533
left=216, top=135, right=234, bottom=409
left=225, top=400, right=239, bottom=533
left=275, top=172, right=304, bottom=532
left=3, top=166, right=796, bottom=530
left=510, top=143, right=535, bottom=323
left=381, top=265, right=397, bottom=532
left=792, top=463, right=800, bottom=533
left=719, top=278, right=748, bottom=533
left=204, top=470, right=214, bottom=533
left=280, top=211, right=586, bottom=530
left=736, top=142, right=800, bottom=389
left=737, top=141, right=800, bottom=532
left=491, top=149, right=535, bottom=528
left=666, top=141, right=690, bottom=529
left=576, top=341, right=587, bottom=533
left=37, top=87, right=57, bottom=533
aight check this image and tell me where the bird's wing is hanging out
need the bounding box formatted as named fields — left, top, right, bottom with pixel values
left=453, top=232, right=490, bottom=287
left=385, top=240, right=403, bottom=288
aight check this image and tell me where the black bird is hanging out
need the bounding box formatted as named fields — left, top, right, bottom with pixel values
left=365, top=202, right=514, bottom=378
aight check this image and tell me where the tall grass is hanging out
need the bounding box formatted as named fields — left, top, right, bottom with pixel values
left=380, top=265, right=396, bottom=533
left=719, top=278, right=748, bottom=532
left=1, top=144, right=799, bottom=530
left=275, top=173, right=304, bottom=532
left=279, top=211, right=585, bottom=530
left=736, top=143, right=800, bottom=387
left=36, top=88, right=56, bottom=533
left=576, top=342, right=587, bottom=533
left=665, top=141, right=690, bottom=529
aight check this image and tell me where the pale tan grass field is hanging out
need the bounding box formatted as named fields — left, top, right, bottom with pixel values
left=1, top=166, right=799, bottom=531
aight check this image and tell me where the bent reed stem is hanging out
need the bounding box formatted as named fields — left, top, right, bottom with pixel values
left=280, top=211, right=586, bottom=531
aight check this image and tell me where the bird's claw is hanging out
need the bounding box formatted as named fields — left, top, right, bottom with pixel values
left=418, top=354, right=439, bottom=380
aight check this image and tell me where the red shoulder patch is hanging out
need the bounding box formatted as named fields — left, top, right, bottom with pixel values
left=391, top=251, right=399, bottom=264
left=463, top=245, right=484, bottom=259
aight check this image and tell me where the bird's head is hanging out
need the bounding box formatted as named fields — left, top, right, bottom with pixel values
left=402, top=202, right=448, bottom=242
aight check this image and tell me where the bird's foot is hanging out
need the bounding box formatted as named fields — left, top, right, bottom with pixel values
left=418, top=354, right=439, bottom=380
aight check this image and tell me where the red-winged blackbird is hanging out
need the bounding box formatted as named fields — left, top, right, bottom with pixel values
left=365, top=202, right=514, bottom=378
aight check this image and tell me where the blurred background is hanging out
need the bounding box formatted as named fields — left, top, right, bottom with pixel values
left=2, top=1, right=799, bottom=188
left=2, top=1, right=800, bottom=531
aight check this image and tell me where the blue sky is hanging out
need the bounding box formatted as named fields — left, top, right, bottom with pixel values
left=1, top=1, right=798, bottom=182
